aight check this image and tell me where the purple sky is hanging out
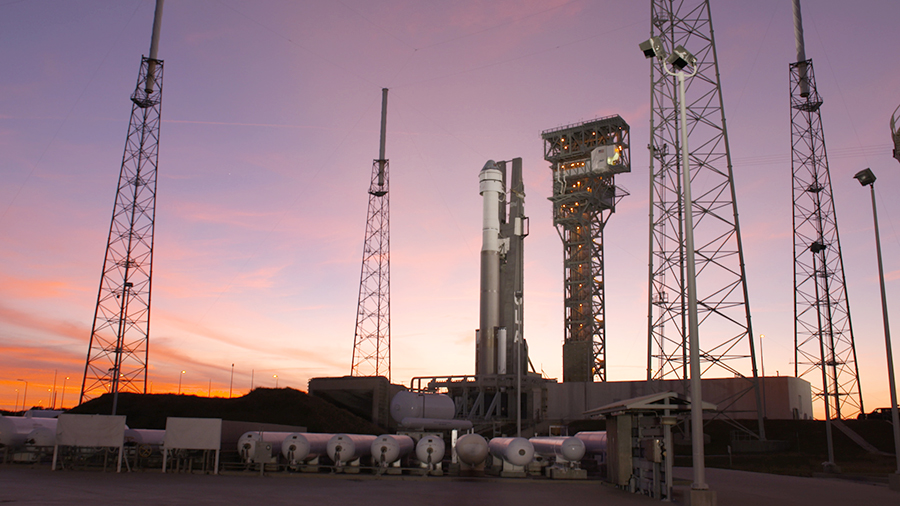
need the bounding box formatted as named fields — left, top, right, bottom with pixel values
left=1, top=0, right=898, bottom=417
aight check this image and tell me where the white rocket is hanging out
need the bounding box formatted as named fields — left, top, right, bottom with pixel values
left=478, top=161, right=503, bottom=375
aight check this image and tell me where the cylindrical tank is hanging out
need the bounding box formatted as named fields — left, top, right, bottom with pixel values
left=326, top=434, right=377, bottom=465
left=529, top=436, right=586, bottom=462
left=455, top=433, right=489, bottom=466
left=398, top=417, right=473, bottom=431
left=236, top=431, right=294, bottom=463
left=489, top=437, right=534, bottom=467
left=370, top=434, right=414, bottom=466
left=415, top=435, right=445, bottom=465
left=574, top=431, right=608, bottom=455
left=281, top=433, right=332, bottom=464
left=25, top=426, right=55, bottom=447
left=124, top=429, right=165, bottom=447
left=390, top=391, right=455, bottom=423
left=0, top=416, right=57, bottom=449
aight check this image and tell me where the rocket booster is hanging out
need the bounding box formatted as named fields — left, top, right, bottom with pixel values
left=479, top=160, right=503, bottom=375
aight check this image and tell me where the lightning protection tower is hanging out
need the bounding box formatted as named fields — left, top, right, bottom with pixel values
left=645, top=0, right=764, bottom=430
left=351, top=88, right=391, bottom=381
left=789, top=0, right=863, bottom=419
left=542, top=115, right=630, bottom=382
left=81, top=0, right=165, bottom=410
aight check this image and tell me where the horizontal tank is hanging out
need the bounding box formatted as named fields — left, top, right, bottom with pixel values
left=390, top=391, right=455, bottom=423
left=25, top=426, right=55, bottom=447
left=124, top=429, right=165, bottom=447
left=371, top=434, right=414, bottom=466
left=237, top=431, right=294, bottom=463
left=326, top=434, right=377, bottom=466
left=0, top=416, right=57, bottom=449
left=529, top=436, right=585, bottom=463
left=455, top=433, right=489, bottom=466
left=574, top=431, right=608, bottom=455
left=415, top=435, right=445, bottom=465
left=282, top=432, right=332, bottom=464
left=398, top=417, right=472, bottom=431
left=489, top=437, right=534, bottom=467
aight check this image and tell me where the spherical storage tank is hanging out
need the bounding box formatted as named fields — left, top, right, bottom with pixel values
left=454, top=433, right=489, bottom=466
left=390, top=391, right=455, bottom=423
left=371, top=434, right=414, bottom=465
left=489, top=437, right=534, bottom=467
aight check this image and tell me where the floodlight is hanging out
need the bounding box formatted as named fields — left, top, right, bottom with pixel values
left=809, top=241, right=826, bottom=254
left=853, top=168, right=876, bottom=186
left=667, top=45, right=697, bottom=70
left=639, top=37, right=664, bottom=59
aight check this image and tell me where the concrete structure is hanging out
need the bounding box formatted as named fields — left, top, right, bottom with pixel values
left=308, top=376, right=404, bottom=430
left=546, top=377, right=812, bottom=425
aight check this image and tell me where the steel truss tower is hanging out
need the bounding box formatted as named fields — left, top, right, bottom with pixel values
left=80, top=56, right=164, bottom=404
left=790, top=3, right=863, bottom=418
left=646, top=0, right=764, bottom=424
left=542, top=116, right=630, bottom=382
left=351, top=89, right=391, bottom=380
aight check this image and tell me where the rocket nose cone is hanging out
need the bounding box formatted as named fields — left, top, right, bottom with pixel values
left=481, top=160, right=498, bottom=172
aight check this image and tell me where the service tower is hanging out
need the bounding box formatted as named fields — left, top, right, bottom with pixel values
left=541, top=116, right=630, bottom=382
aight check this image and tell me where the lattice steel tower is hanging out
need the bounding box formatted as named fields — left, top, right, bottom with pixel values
left=645, top=0, right=763, bottom=423
left=789, top=0, right=863, bottom=419
left=542, top=116, right=630, bottom=382
left=351, top=89, right=391, bottom=380
left=81, top=0, right=165, bottom=407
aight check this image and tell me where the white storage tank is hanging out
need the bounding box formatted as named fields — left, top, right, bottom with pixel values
left=281, top=433, right=332, bottom=465
left=455, top=433, right=489, bottom=466
left=326, top=434, right=377, bottom=466
left=530, top=436, right=586, bottom=463
left=574, top=431, right=608, bottom=455
left=25, top=426, right=55, bottom=447
left=124, top=429, right=165, bottom=447
left=0, top=416, right=57, bottom=450
left=371, top=434, right=414, bottom=466
left=415, top=435, right=445, bottom=465
left=390, top=391, right=455, bottom=423
left=489, top=437, right=534, bottom=467
left=236, top=431, right=293, bottom=463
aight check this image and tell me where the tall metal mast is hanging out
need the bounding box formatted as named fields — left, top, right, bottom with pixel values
left=789, top=0, right=863, bottom=419
left=645, top=0, right=764, bottom=430
left=542, top=116, right=631, bottom=382
left=81, top=0, right=165, bottom=408
left=351, top=88, right=391, bottom=381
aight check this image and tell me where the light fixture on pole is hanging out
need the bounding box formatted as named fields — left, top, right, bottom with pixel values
left=760, top=334, right=767, bottom=419
left=178, top=370, right=185, bottom=395
left=60, top=377, right=69, bottom=410
left=274, top=374, right=278, bottom=389
left=853, top=168, right=900, bottom=487
left=641, top=36, right=710, bottom=497
left=16, top=379, right=27, bottom=413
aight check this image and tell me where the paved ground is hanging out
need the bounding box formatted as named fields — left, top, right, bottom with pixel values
left=0, top=465, right=896, bottom=505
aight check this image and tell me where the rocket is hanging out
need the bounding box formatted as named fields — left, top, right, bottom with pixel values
left=478, top=161, right=503, bottom=375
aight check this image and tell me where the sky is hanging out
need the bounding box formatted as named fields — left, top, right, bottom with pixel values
left=1, top=0, right=898, bottom=418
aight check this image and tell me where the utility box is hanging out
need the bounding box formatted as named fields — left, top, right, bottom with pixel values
left=585, top=392, right=716, bottom=501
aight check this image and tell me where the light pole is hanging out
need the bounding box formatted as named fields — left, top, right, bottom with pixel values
left=854, top=168, right=900, bottom=486
left=15, top=389, right=19, bottom=413
left=641, top=36, right=711, bottom=496
left=16, top=379, right=27, bottom=412
left=60, top=377, right=69, bottom=410
left=274, top=374, right=278, bottom=389
left=760, top=334, right=767, bottom=419
left=178, top=370, right=185, bottom=394
left=229, top=364, right=234, bottom=399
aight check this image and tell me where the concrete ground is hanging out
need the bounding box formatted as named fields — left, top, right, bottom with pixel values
left=0, top=466, right=896, bottom=505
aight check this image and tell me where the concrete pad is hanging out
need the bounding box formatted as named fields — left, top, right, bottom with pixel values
left=686, top=488, right=717, bottom=506
left=889, top=472, right=900, bottom=492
